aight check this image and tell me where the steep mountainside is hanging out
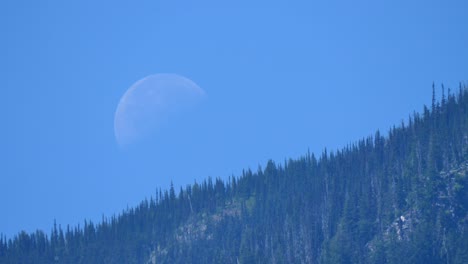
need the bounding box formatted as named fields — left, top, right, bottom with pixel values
left=1, top=85, right=467, bottom=263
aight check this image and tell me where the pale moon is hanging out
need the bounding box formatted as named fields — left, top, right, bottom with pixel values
left=114, top=73, right=206, bottom=147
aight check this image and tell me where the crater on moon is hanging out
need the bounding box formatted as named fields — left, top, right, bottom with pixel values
left=114, top=73, right=206, bottom=147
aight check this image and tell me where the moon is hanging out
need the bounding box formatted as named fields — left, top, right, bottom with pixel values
left=114, top=73, right=206, bottom=147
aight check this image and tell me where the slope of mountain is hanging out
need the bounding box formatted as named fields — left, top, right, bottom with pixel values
left=1, top=85, right=467, bottom=263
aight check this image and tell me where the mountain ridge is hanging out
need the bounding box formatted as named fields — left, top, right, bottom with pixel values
left=1, top=84, right=467, bottom=263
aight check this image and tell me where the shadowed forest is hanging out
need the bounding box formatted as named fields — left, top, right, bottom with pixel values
left=1, top=85, right=467, bottom=263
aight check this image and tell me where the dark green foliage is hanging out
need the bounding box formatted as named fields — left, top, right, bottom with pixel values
left=1, top=85, right=467, bottom=263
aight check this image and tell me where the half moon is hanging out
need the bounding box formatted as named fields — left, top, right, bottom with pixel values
left=114, top=73, right=206, bottom=147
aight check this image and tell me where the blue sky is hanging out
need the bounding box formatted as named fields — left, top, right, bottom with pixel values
left=1, top=0, right=467, bottom=238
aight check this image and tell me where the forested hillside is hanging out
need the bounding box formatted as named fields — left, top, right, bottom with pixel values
left=1, top=85, right=467, bottom=263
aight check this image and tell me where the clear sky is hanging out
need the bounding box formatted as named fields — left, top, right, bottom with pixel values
left=1, top=0, right=467, bottom=238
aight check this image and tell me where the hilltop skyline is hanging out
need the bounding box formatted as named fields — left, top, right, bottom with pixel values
left=1, top=0, right=468, bottom=238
